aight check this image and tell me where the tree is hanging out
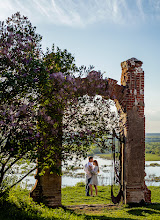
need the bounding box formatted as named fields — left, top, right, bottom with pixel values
left=30, top=64, right=119, bottom=206
left=0, top=14, right=90, bottom=192
left=0, top=13, right=119, bottom=199
left=37, top=66, right=119, bottom=173
left=0, top=12, right=46, bottom=195
left=63, top=95, right=119, bottom=161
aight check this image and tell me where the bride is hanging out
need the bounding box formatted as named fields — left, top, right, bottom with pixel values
left=89, top=160, right=99, bottom=196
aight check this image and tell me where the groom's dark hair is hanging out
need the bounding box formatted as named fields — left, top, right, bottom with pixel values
left=88, top=156, right=93, bottom=161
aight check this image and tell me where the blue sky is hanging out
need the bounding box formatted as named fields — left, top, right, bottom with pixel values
left=0, top=0, right=160, bottom=133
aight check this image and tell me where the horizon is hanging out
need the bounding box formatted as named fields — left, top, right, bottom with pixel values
left=146, top=133, right=160, bottom=134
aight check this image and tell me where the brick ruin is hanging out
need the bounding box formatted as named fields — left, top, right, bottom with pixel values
left=30, top=57, right=151, bottom=206
left=112, top=57, right=151, bottom=203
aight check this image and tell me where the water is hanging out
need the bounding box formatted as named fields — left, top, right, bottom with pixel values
left=145, top=161, right=160, bottom=186
left=62, top=156, right=113, bottom=187
left=22, top=156, right=160, bottom=189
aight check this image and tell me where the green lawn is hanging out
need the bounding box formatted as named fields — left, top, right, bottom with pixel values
left=97, top=153, right=160, bottom=161
left=62, top=184, right=112, bottom=206
left=1, top=185, right=160, bottom=220
left=145, top=153, right=160, bottom=161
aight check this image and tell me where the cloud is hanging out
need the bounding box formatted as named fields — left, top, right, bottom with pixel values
left=136, top=0, right=145, bottom=20
left=0, top=0, right=160, bottom=27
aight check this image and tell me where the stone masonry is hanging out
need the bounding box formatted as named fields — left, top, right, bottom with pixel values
left=30, top=162, right=62, bottom=207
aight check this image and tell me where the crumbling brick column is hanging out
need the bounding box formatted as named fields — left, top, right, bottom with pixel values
left=30, top=116, right=62, bottom=207
left=30, top=162, right=62, bottom=207
left=119, top=58, right=151, bottom=204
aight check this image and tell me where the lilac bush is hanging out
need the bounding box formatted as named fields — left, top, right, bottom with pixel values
left=0, top=13, right=119, bottom=195
left=0, top=12, right=45, bottom=195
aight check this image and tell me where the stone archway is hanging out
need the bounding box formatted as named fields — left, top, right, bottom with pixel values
left=30, top=58, right=151, bottom=207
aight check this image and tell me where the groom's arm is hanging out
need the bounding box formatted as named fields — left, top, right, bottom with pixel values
left=84, top=164, right=87, bottom=172
left=88, top=166, right=93, bottom=175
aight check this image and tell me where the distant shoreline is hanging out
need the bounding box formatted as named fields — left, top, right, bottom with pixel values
left=96, top=153, right=160, bottom=161
left=146, top=133, right=160, bottom=135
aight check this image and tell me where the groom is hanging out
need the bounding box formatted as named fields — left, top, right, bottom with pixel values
left=84, top=156, right=93, bottom=196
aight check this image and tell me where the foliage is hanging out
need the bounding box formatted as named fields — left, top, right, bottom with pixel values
left=0, top=186, right=86, bottom=220
left=75, top=182, right=85, bottom=187
left=95, top=134, right=160, bottom=161
left=145, top=142, right=160, bottom=155
left=63, top=95, right=119, bottom=156
left=0, top=12, right=46, bottom=100
left=95, top=154, right=112, bottom=160
left=149, top=163, right=160, bottom=167
left=0, top=12, right=84, bottom=191
left=145, top=134, right=160, bottom=160
left=0, top=12, right=119, bottom=194
left=95, top=153, right=160, bottom=161
left=44, top=45, right=78, bottom=76
left=1, top=185, right=160, bottom=220
left=37, top=53, right=119, bottom=173
left=0, top=12, right=47, bottom=195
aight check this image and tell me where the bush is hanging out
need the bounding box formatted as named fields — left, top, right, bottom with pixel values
left=0, top=186, right=87, bottom=220
left=75, top=182, right=85, bottom=187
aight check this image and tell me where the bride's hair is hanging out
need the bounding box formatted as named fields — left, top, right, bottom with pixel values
left=93, top=160, right=99, bottom=173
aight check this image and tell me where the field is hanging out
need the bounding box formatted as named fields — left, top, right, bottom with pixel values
left=145, top=153, right=160, bottom=161
left=95, top=133, right=160, bottom=161
left=1, top=184, right=160, bottom=220
left=97, top=153, right=160, bottom=161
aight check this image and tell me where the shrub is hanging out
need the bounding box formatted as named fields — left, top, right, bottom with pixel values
left=75, top=182, right=85, bottom=187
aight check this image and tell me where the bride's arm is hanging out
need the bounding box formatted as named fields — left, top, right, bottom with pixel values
left=92, top=166, right=99, bottom=174
left=90, top=167, right=97, bottom=174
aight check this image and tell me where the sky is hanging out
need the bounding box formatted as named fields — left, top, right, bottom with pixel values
left=0, top=0, right=160, bottom=133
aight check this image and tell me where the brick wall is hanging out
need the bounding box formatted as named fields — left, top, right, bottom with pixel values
left=119, top=58, right=151, bottom=204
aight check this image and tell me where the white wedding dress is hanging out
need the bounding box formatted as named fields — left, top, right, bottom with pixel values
left=90, top=166, right=99, bottom=185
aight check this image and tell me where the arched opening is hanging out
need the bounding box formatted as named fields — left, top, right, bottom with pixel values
left=62, top=95, right=121, bottom=197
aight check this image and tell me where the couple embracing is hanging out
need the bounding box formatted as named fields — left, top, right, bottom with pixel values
left=84, top=156, right=99, bottom=196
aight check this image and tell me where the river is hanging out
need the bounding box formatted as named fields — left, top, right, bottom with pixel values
left=22, top=156, right=160, bottom=189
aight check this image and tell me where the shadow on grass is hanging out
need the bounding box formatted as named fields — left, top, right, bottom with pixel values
left=2, top=196, right=160, bottom=220
left=95, top=195, right=111, bottom=201
left=0, top=200, right=45, bottom=220
left=127, top=209, right=159, bottom=217
left=148, top=203, right=160, bottom=211
left=126, top=203, right=160, bottom=217
left=86, top=216, right=133, bottom=220
left=0, top=200, right=134, bottom=220
left=63, top=207, right=134, bottom=220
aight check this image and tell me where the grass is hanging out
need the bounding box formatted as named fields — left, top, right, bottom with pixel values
left=96, top=153, right=160, bottom=161
left=62, top=185, right=111, bottom=206
left=1, top=185, right=160, bottom=219
left=145, top=153, right=160, bottom=161
left=62, top=185, right=160, bottom=205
